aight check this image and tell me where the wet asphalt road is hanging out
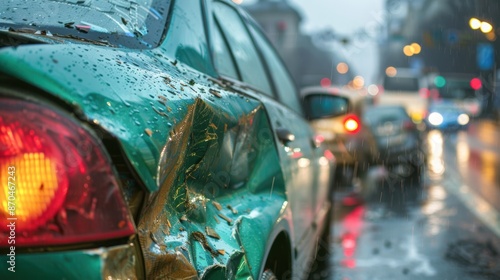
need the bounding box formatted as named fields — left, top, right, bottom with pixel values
left=328, top=120, right=500, bottom=280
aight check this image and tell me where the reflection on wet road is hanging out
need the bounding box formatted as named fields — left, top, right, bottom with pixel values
left=329, top=120, right=500, bottom=280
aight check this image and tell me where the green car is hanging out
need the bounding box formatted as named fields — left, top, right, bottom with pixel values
left=0, top=0, right=334, bottom=279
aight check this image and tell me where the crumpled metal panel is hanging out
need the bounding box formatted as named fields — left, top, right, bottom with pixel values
left=102, top=243, right=140, bottom=279
left=0, top=42, right=287, bottom=278
left=139, top=98, right=286, bottom=279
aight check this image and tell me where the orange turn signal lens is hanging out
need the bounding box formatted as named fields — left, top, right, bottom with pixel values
left=0, top=153, right=67, bottom=231
left=0, top=98, right=135, bottom=247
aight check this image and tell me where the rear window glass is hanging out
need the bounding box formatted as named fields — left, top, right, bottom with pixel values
left=364, top=106, right=409, bottom=124
left=384, top=77, right=419, bottom=92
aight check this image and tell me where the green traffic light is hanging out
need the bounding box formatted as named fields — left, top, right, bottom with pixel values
left=434, top=76, right=446, bottom=88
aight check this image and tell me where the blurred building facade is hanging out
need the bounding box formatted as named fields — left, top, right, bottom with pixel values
left=381, top=0, right=500, bottom=75
left=380, top=0, right=500, bottom=115
left=244, top=0, right=354, bottom=88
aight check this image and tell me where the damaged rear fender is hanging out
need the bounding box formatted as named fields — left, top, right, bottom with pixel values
left=137, top=97, right=287, bottom=279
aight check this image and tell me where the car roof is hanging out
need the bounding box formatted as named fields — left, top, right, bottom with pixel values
left=366, top=104, right=406, bottom=110
left=300, top=86, right=367, bottom=102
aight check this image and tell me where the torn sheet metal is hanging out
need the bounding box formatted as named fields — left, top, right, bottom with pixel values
left=137, top=97, right=286, bottom=279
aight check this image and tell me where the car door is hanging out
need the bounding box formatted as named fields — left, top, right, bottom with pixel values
left=244, top=21, right=330, bottom=271
left=209, top=2, right=330, bottom=277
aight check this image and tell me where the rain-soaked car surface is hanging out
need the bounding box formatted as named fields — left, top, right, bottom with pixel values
left=0, top=0, right=334, bottom=279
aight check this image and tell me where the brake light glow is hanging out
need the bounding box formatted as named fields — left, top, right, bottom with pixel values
left=344, top=115, right=361, bottom=133
left=0, top=99, right=135, bottom=247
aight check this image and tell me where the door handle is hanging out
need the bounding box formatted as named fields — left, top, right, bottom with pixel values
left=276, top=128, right=295, bottom=144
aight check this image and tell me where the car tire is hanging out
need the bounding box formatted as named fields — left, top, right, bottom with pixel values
left=261, top=269, right=278, bottom=280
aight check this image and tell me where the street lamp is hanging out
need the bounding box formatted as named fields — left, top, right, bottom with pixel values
left=470, top=17, right=494, bottom=34
left=403, top=42, right=421, bottom=56
left=403, top=45, right=413, bottom=56
left=410, top=43, right=421, bottom=54
left=480, top=21, right=493, bottom=33
left=469, top=18, right=481, bottom=30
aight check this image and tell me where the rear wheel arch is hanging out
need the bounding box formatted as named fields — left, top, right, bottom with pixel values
left=260, top=225, right=293, bottom=280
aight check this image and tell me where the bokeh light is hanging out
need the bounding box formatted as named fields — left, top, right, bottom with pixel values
left=470, top=78, right=482, bottom=90
left=337, top=62, right=349, bottom=74
left=434, top=76, right=446, bottom=87
left=481, top=21, right=493, bottom=33
left=410, top=43, right=421, bottom=54
left=469, top=18, right=481, bottom=29
left=352, top=76, right=364, bottom=89
left=367, top=84, right=379, bottom=96
left=486, top=31, right=496, bottom=41
left=320, top=77, right=332, bottom=88
left=403, top=45, right=413, bottom=56
left=385, top=66, right=397, bottom=77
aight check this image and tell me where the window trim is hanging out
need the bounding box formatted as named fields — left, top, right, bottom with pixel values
left=209, top=0, right=275, bottom=97
left=244, top=16, right=304, bottom=116
left=212, top=15, right=243, bottom=81
left=200, top=0, right=218, bottom=78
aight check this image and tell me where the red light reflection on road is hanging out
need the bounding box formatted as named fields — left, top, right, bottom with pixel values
left=340, top=205, right=365, bottom=269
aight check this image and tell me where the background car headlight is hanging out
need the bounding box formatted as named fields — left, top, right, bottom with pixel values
left=428, top=112, right=443, bottom=126
left=457, top=113, right=470, bottom=125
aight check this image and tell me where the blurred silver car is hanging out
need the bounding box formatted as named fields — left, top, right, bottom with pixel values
left=363, top=105, right=423, bottom=187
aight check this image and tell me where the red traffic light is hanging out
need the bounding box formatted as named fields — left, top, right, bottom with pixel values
left=470, top=78, right=482, bottom=90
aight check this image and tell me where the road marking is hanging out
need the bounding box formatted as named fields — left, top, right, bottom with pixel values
left=442, top=129, right=500, bottom=237
left=442, top=156, right=500, bottom=237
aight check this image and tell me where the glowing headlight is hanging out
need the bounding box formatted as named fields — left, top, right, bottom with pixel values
left=457, top=113, right=470, bottom=125
left=428, top=112, right=443, bottom=126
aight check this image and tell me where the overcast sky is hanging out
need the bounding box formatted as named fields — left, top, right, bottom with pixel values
left=243, top=0, right=386, bottom=83
left=242, top=0, right=386, bottom=84
left=290, top=0, right=386, bottom=83
left=289, top=0, right=385, bottom=35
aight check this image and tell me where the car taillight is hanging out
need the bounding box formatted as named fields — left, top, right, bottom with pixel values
left=344, top=114, right=361, bottom=133
left=0, top=99, right=135, bottom=247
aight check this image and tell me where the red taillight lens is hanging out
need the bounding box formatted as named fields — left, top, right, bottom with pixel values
left=344, top=114, right=361, bottom=133
left=0, top=99, right=135, bottom=247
